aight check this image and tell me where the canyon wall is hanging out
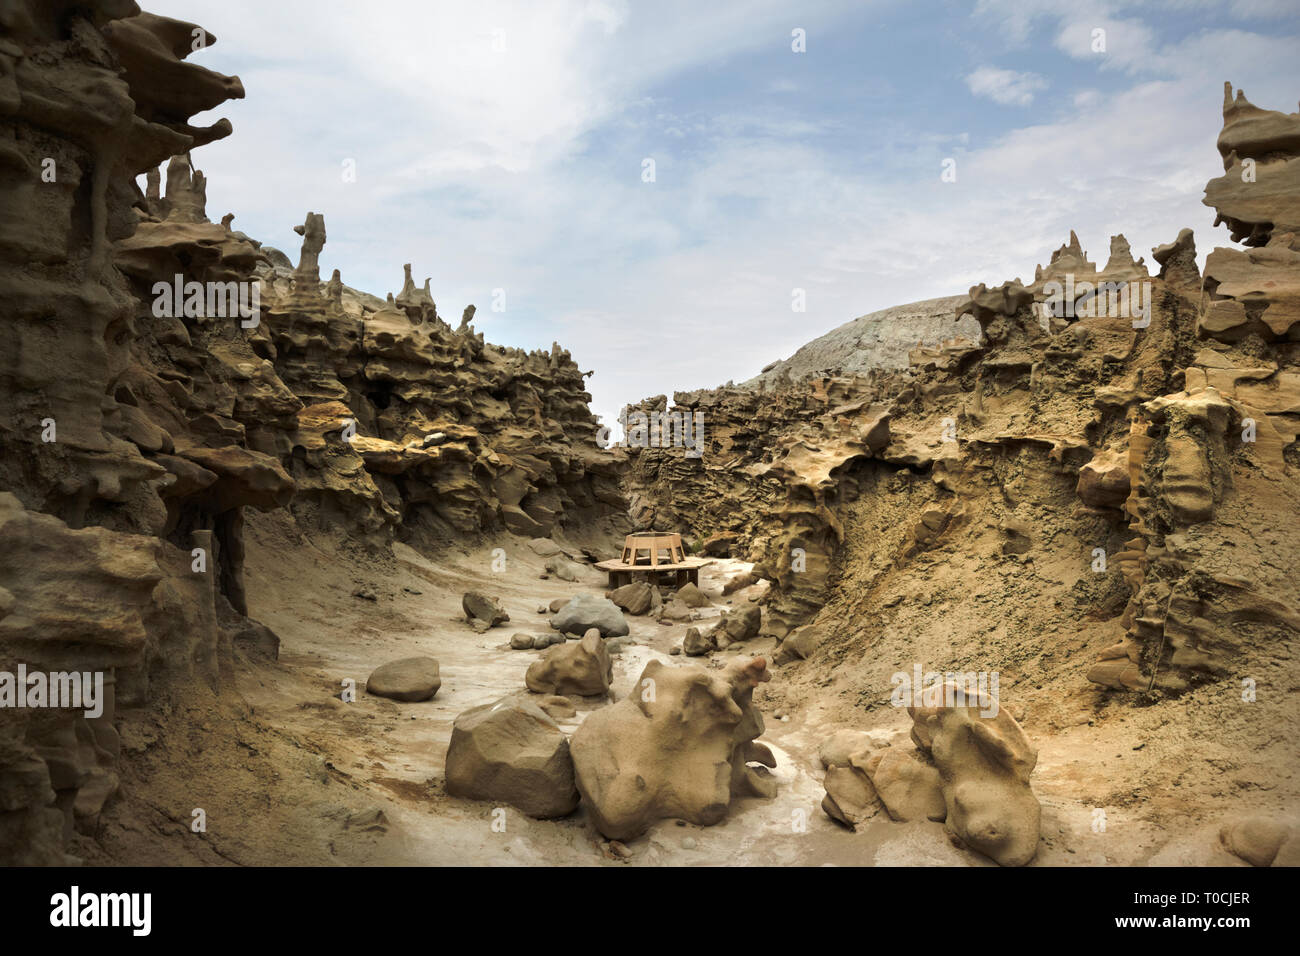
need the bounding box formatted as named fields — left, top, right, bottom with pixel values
left=0, top=3, right=622, bottom=864
left=625, top=84, right=1300, bottom=696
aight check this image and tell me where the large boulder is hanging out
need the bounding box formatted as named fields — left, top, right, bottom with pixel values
left=551, top=594, right=629, bottom=637
left=525, top=629, right=612, bottom=697
left=702, top=532, right=738, bottom=557
left=609, top=581, right=653, bottom=615
left=657, top=598, right=695, bottom=622
left=444, top=696, right=579, bottom=818
left=365, top=657, right=441, bottom=701
left=570, top=657, right=776, bottom=841
left=909, top=683, right=1041, bottom=866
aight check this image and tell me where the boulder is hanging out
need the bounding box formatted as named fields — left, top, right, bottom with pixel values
left=821, top=761, right=881, bottom=829
left=722, top=570, right=757, bottom=595
left=365, top=657, right=441, bottom=701
left=657, top=598, right=694, bottom=622
left=609, top=581, right=653, bottom=615
left=463, top=591, right=508, bottom=628
left=682, top=626, right=715, bottom=657
left=908, top=683, right=1041, bottom=866
left=1219, top=817, right=1294, bottom=867
left=774, top=623, right=825, bottom=664
left=1076, top=447, right=1130, bottom=508
left=818, top=729, right=877, bottom=770
left=719, top=604, right=761, bottom=643
left=525, top=629, right=612, bottom=697
left=675, top=582, right=708, bottom=607
left=544, top=555, right=586, bottom=582
left=444, top=696, right=579, bottom=818
left=527, top=538, right=563, bottom=557
left=551, top=594, right=629, bottom=638
left=570, top=657, right=776, bottom=840
left=509, top=633, right=534, bottom=650
left=862, top=748, right=947, bottom=823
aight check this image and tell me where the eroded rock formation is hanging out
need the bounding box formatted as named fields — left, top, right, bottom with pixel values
left=569, top=656, right=776, bottom=840
left=0, top=2, right=624, bottom=864
left=624, top=86, right=1300, bottom=706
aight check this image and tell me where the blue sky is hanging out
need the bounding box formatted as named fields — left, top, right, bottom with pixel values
left=152, top=0, right=1300, bottom=426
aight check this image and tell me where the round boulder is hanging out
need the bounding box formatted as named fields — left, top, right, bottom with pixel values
left=366, top=657, right=442, bottom=702
left=551, top=594, right=629, bottom=638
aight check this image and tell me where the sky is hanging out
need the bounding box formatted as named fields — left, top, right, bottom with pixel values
left=150, top=0, right=1300, bottom=427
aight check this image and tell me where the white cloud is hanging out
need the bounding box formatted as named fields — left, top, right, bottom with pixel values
left=965, top=66, right=1049, bottom=105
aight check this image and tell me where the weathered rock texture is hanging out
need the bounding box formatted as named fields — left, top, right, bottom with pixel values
left=624, top=86, right=1300, bottom=705
left=748, top=295, right=980, bottom=387
left=0, top=2, right=252, bottom=865
left=910, top=684, right=1040, bottom=866
left=524, top=629, right=612, bottom=697
left=444, top=696, right=580, bottom=819
left=0, top=3, right=622, bottom=864
left=569, top=657, right=776, bottom=840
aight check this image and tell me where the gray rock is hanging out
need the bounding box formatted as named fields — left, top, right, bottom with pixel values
left=745, top=294, right=977, bottom=388
left=658, top=598, right=694, bottom=622
left=551, top=594, right=629, bottom=638
left=510, top=633, right=535, bottom=650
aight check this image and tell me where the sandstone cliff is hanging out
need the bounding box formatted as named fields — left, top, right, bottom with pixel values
left=624, top=84, right=1299, bottom=705
left=0, top=2, right=622, bottom=864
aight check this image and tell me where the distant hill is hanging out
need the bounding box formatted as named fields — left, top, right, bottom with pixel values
left=744, top=294, right=979, bottom=386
